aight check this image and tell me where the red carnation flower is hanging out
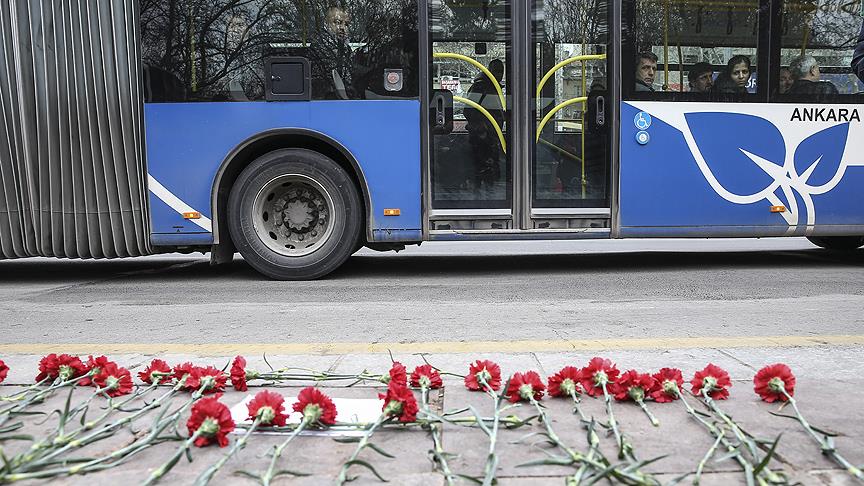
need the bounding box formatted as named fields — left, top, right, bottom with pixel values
left=380, top=381, right=418, bottom=422
left=410, top=365, right=443, bottom=389
left=0, top=360, right=8, bottom=384
left=691, top=364, right=732, bottom=400
left=464, top=360, right=502, bottom=392
left=753, top=363, right=796, bottom=403
left=293, top=387, right=338, bottom=425
left=35, top=354, right=88, bottom=382
left=386, top=362, right=408, bottom=386
left=185, top=366, right=227, bottom=394
left=650, top=368, right=684, bottom=403
left=612, top=370, right=656, bottom=402
left=173, top=362, right=196, bottom=383
left=80, top=355, right=114, bottom=386
left=579, top=357, right=620, bottom=397
left=187, top=395, right=235, bottom=447
left=138, top=359, right=172, bottom=385
left=247, top=390, right=288, bottom=426
left=505, top=371, right=546, bottom=403
left=230, top=356, right=255, bottom=392
left=93, top=362, right=133, bottom=397
left=547, top=366, right=583, bottom=398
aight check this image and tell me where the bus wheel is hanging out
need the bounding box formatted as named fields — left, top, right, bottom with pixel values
left=228, top=148, right=362, bottom=280
left=806, top=236, right=864, bottom=251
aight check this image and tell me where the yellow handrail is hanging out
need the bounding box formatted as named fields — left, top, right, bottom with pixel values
left=536, top=97, right=587, bottom=141
left=453, top=95, right=507, bottom=153
left=433, top=52, right=506, bottom=111
left=536, top=54, right=606, bottom=99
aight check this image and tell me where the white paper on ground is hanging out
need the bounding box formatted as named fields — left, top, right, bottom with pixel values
left=229, top=395, right=385, bottom=437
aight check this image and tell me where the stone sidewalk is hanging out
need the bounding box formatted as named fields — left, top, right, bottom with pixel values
left=0, top=346, right=862, bottom=485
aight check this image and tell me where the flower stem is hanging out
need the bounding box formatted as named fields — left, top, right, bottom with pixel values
left=143, top=429, right=205, bottom=486
left=601, top=381, right=635, bottom=461
left=258, top=418, right=310, bottom=486
left=781, top=390, right=864, bottom=480
left=336, top=412, right=388, bottom=485
left=636, top=398, right=660, bottom=427
left=194, top=417, right=262, bottom=486
left=420, top=387, right=455, bottom=486
left=479, top=375, right=502, bottom=486
left=694, top=426, right=725, bottom=485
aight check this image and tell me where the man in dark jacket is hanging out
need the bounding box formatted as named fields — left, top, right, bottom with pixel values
left=788, top=55, right=838, bottom=95
left=464, top=59, right=505, bottom=192
left=852, top=20, right=864, bottom=84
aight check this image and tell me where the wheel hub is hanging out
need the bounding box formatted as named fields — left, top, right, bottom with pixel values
left=252, top=175, right=334, bottom=257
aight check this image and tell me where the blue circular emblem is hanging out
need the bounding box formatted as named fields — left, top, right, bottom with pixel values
left=636, top=130, right=650, bottom=145
left=634, top=112, right=652, bottom=130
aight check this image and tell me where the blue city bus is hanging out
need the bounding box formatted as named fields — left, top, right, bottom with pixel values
left=0, top=0, right=862, bottom=279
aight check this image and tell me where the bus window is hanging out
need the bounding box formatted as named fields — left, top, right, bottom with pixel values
left=139, top=0, right=418, bottom=102
left=776, top=0, right=864, bottom=100
left=623, top=0, right=762, bottom=99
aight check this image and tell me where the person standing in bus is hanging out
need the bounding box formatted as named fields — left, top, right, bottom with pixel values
left=464, top=59, right=505, bottom=192
left=712, top=55, right=751, bottom=94
left=308, top=3, right=355, bottom=99
left=635, top=52, right=658, bottom=92
left=687, top=62, right=714, bottom=93
left=852, top=20, right=864, bottom=83
left=787, top=55, right=838, bottom=95
left=778, top=67, right=793, bottom=94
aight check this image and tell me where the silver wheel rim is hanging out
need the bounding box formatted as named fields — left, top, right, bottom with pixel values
left=252, top=174, right=336, bottom=257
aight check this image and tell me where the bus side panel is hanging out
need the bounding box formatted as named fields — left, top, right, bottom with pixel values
left=619, top=101, right=864, bottom=236
left=144, top=100, right=422, bottom=244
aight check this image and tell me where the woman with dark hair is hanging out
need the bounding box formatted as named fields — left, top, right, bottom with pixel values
left=712, top=55, right=751, bottom=94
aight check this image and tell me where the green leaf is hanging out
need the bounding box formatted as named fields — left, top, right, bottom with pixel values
left=516, top=456, right=573, bottom=468
left=666, top=472, right=692, bottom=485
left=753, top=434, right=781, bottom=476
left=232, top=470, right=260, bottom=480
left=344, top=459, right=388, bottom=482
left=367, top=443, right=395, bottom=458
left=455, top=473, right=484, bottom=484
left=273, top=469, right=311, bottom=478
left=0, top=434, right=34, bottom=442
left=0, top=423, right=23, bottom=434
left=715, top=449, right=742, bottom=463
left=333, top=436, right=362, bottom=443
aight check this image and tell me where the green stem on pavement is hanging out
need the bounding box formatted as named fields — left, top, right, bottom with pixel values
left=195, top=417, right=262, bottom=486
left=257, top=418, right=310, bottom=486
left=336, top=412, right=389, bottom=485
left=781, top=389, right=864, bottom=480
left=420, top=387, right=455, bottom=486
left=601, top=381, right=635, bottom=461
left=636, top=398, right=660, bottom=427
left=143, top=429, right=205, bottom=486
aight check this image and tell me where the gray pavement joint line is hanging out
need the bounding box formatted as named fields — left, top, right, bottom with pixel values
left=716, top=348, right=758, bottom=372
left=327, top=355, right=346, bottom=374
left=529, top=352, right=546, bottom=376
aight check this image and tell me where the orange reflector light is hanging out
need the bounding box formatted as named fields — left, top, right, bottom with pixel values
left=383, top=208, right=401, bottom=216
left=183, top=211, right=201, bottom=219
left=770, top=205, right=786, bottom=213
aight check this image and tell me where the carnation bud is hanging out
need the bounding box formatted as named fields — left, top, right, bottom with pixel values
left=768, top=377, right=785, bottom=393
left=383, top=400, right=403, bottom=417
left=703, top=376, right=718, bottom=391
left=518, top=384, right=534, bottom=400
left=200, top=375, right=215, bottom=391
left=58, top=365, right=74, bottom=381
left=257, top=406, right=276, bottom=425
left=560, top=378, right=577, bottom=395
left=628, top=386, right=645, bottom=402
left=419, top=375, right=431, bottom=389
left=105, top=375, right=120, bottom=391
left=303, top=404, right=323, bottom=423
left=198, top=417, right=220, bottom=437
left=245, top=369, right=260, bottom=380
left=592, top=371, right=608, bottom=386
left=662, top=379, right=679, bottom=396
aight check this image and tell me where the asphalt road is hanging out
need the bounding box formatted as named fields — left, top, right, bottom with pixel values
left=0, top=237, right=861, bottom=346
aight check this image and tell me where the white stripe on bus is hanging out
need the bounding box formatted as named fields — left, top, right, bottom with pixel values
left=147, top=175, right=213, bottom=232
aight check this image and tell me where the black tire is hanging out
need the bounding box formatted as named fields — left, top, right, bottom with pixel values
left=227, top=148, right=362, bottom=280
left=806, top=236, right=864, bottom=251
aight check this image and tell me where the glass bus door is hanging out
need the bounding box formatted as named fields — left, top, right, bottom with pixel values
left=426, top=0, right=612, bottom=235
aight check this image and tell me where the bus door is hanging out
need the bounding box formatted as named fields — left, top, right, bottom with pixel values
left=424, top=1, right=613, bottom=238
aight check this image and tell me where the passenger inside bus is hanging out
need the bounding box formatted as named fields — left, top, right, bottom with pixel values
left=787, top=55, right=839, bottom=95
left=778, top=67, right=793, bottom=94
left=688, top=62, right=714, bottom=93
left=308, top=4, right=356, bottom=100
left=711, top=55, right=751, bottom=94
left=464, top=59, right=505, bottom=192
left=635, top=52, right=658, bottom=92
